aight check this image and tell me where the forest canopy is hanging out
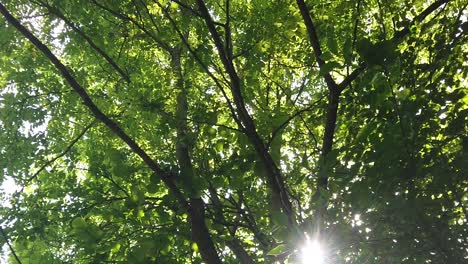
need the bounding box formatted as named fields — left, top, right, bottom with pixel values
left=0, top=0, right=466, bottom=263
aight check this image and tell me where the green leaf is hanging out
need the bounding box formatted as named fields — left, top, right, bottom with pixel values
left=191, top=242, right=199, bottom=252
left=319, top=61, right=341, bottom=75
left=319, top=51, right=334, bottom=61
left=215, top=141, right=224, bottom=152
left=267, top=244, right=288, bottom=256
left=271, top=211, right=289, bottom=226
left=71, top=217, right=87, bottom=230
left=343, top=37, right=353, bottom=63
left=327, top=33, right=339, bottom=55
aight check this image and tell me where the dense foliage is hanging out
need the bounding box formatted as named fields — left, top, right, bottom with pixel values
left=0, top=0, right=466, bottom=263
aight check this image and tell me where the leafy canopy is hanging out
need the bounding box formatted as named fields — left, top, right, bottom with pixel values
left=0, top=0, right=466, bottom=263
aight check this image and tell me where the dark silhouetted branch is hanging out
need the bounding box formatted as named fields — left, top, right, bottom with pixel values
left=34, top=0, right=130, bottom=82
left=268, top=95, right=325, bottom=149
left=0, top=2, right=188, bottom=210
left=394, top=0, right=451, bottom=40
left=0, top=226, right=22, bottom=264
left=25, top=120, right=96, bottom=185
left=296, top=0, right=338, bottom=91
left=91, top=0, right=172, bottom=52
left=196, top=0, right=295, bottom=222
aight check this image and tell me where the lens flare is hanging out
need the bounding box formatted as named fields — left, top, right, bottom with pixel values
left=301, top=239, right=324, bottom=264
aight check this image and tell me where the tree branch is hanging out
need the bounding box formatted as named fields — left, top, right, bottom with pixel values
left=394, top=0, right=451, bottom=41
left=267, top=95, right=325, bottom=149
left=158, top=3, right=243, bottom=130
left=0, top=2, right=188, bottom=210
left=295, top=1, right=342, bottom=206
left=225, top=0, right=233, bottom=61
left=164, top=0, right=226, bottom=27
left=91, top=0, right=172, bottom=52
left=172, top=45, right=222, bottom=263
left=0, top=226, right=22, bottom=264
left=209, top=187, right=254, bottom=264
left=196, top=0, right=295, bottom=222
left=296, top=0, right=338, bottom=91
left=33, top=0, right=130, bottom=83
left=0, top=5, right=228, bottom=261
left=24, top=120, right=96, bottom=186
left=338, top=63, right=366, bottom=92
left=339, top=0, right=451, bottom=92
left=296, top=0, right=452, bottom=232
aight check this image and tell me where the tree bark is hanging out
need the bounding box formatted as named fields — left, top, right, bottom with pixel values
left=172, top=47, right=222, bottom=263
left=0, top=4, right=221, bottom=263
left=195, top=0, right=295, bottom=224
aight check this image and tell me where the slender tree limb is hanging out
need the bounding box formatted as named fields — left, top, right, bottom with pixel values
left=295, top=1, right=344, bottom=222
left=91, top=0, right=172, bottom=52
left=298, top=0, right=453, bottom=157
left=132, top=0, right=146, bottom=27
left=298, top=114, right=320, bottom=152
left=339, top=0, right=450, bottom=93
left=296, top=0, right=338, bottom=91
left=296, top=0, right=453, bottom=233
left=24, top=120, right=96, bottom=185
left=299, top=0, right=451, bottom=97
left=170, top=16, right=222, bottom=261
left=352, top=0, right=362, bottom=49
left=32, top=0, right=130, bottom=83
left=1, top=5, right=224, bottom=263
left=0, top=2, right=188, bottom=210
left=295, top=1, right=341, bottom=211
left=338, top=63, right=366, bottom=92
left=0, top=226, right=22, bottom=264
left=292, top=71, right=314, bottom=105
left=231, top=192, right=271, bottom=250
left=225, top=0, right=233, bottom=61
left=158, top=2, right=243, bottom=130
left=268, top=95, right=325, bottom=149
left=138, top=0, right=163, bottom=34
left=195, top=0, right=243, bottom=103
left=394, top=0, right=451, bottom=40
left=376, top=0, right=388, bottom=37
left=209, top=187, right=255, bottom=264
left=196, top=0, right=295, bottom=223
left=164, top=0, right=226, bottom=27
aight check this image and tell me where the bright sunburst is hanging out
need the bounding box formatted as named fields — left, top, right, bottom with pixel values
left=300, top=239, right=325, bottom=264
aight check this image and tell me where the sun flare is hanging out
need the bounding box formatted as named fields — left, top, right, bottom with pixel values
left=301, top=240, right=325, bottom=264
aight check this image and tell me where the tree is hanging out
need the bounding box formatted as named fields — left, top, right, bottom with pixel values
left=0, top=0, right=466, bottom=263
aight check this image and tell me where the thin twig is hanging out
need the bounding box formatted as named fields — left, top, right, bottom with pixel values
left=0, top=2, right=189, bottom=209
left=158, top=1, right=243, bottom=130
left=24, top=120, right=96, bottom=186
left=33, top=0, right=130, bottom=82
left=267, top=95, right=325, bottom=149
left=0, top=226, right=22, bottom=264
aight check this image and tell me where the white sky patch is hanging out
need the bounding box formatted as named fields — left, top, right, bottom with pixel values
left=0, top=176, right=20, bottom=208
left=460, top=10, right=467, bottom=23
left=19, top=118, right=49, bottom=137
left=352, top=214, right=363, bottom=227
left=438, top=112, right=447, bottom=120
left=75, top=162, right=88, bottom=184
left=255, top=178, right=263, bottom=188
left=224, top=189, right=233, bottom=199
left=51, top=20, right=66, bottom=55
left=245, top=104, right=254, bottom=115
